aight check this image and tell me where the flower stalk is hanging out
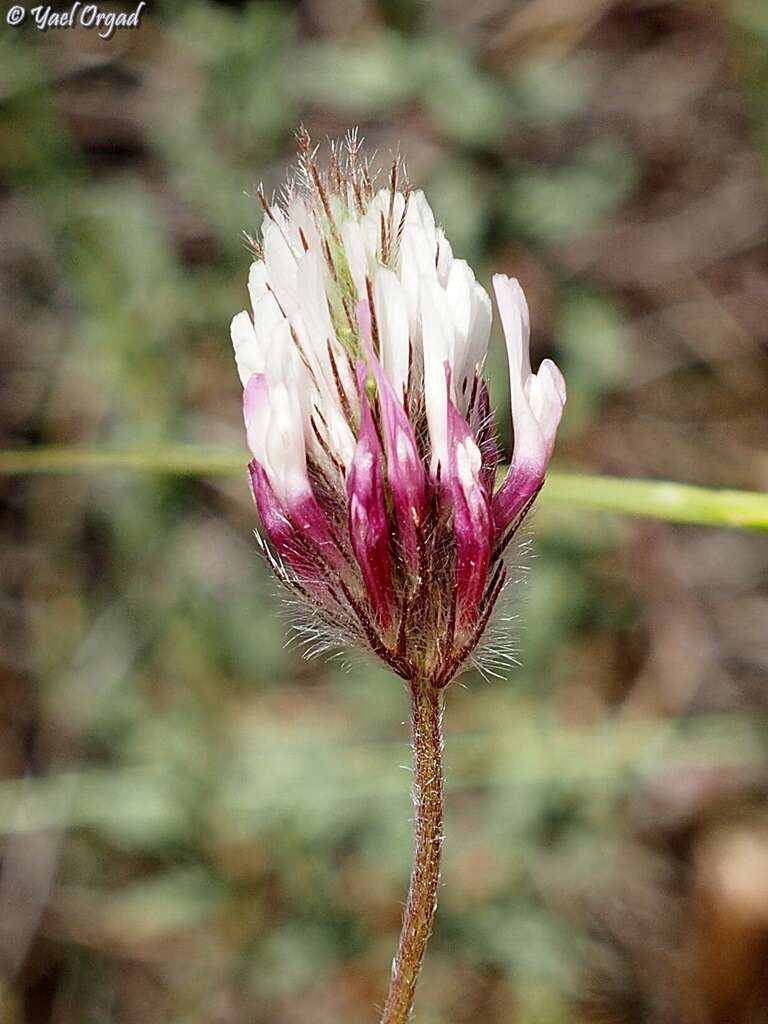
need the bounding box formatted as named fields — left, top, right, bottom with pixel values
left=381, top=677, right=444, bottom=1024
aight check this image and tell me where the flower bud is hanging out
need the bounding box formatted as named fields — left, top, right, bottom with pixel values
left=231, top=131, right=565, bottom=684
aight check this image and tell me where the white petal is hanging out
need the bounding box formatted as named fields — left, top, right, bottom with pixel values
left=297, top=251, right=356, bottom=411
left=285, top=195, right=321, bottom=254
left=231, top=311, right=263, bottom=386
left=492, top=274, right=532, bottom=384
left=445, top=261, right=485, bottom=396
left=408, top=191, right=437, bottom=235
left=251, top=289, right=285, bottom=351
left=456, top=436, right=482, bottom=488
left=360, top=207, right=382, bottom=265
left=369, top=188, right=407, bottom=263
left=446, top=261, right=473, bottom=348
left=399, top=222, right=440, bottom=336
left=426, top=277, right=457, bottom=372
left=243, top=330, right=311, bottom=505
left=526, top=359, right=566, bottom=453
left=264, top=378, right=311, bottom=502
left=374, top=267, right=410, bottom=401
left=420, top=279, right=452, bottom=475
left=435, top=228, right=453, bottom=285
left=249, top=258, right=285, bottom=353
left=341, top=219, right=368, bottom=298
left=321, top=404, right=357, bottom=468
left=263, top=214, right=299, bottom=316
left=296, top=250, right=335, bottom=359
left=248, top=261, right=269, bottom=311
left=493, top=274, right=564, bottom=468
left=263, top=319, right=297, bottom=389
left=243, top=372, right=270, bottom=468
left=287, top=254, right=357, bottom=468
left=464, top=282, right=492, bottom=381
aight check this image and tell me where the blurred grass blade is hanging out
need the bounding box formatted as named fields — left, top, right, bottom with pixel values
left=544, top=473, right=768, bottom=532
left=0, top=445, right=246, bottom=476
left=1, top=446, right=767, bottom=531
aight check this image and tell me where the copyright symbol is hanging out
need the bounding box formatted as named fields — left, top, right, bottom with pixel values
left=6, top=6, right=25, bottom=26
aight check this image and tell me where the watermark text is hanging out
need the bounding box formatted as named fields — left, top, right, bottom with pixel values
left=6, top=3, right=148, bottom=40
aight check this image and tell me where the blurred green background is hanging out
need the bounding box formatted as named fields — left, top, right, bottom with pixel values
left=2, top=1, right=768, bottom=1021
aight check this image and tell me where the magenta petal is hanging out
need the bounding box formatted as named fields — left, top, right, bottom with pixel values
left=357, top=300, right=426, bottom=572
left=370, top=365, right=425, bottom=572
left=250, top=460, right=344, bottom=579
left=491, top=460, right=544, bottom=534
left=249, top=460, right=294, bottom=553
left=287, top=490, right=345, bottom=569
left=446, top=399, right=493, bottom=625
left=245, top=372, right=344, bottom=570
left=346, top=364, right=393, bottom=626
left=473, top=378, right=500, bottom=497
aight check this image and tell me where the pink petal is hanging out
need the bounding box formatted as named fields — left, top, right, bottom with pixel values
left=345, top=364, right=394, bottom=627
left=249, top=459, right=295, bottom=557
left=491, top=274, right=566, bottom=533
left=491, top=462, right=545, bottom=534
left=244, top=373, right=343, bottom=566
left=446, top=395, right=493, bottom=626
left=249, top=460, right=343, bottom=583
left=357, top=300, right=427, bottom=572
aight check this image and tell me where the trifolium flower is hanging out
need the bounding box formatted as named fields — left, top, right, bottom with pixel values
left=231, top=130, right=565, bottom=685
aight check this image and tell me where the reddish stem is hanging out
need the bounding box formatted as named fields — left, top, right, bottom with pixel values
left=380, top=678, right=444, bottom=1024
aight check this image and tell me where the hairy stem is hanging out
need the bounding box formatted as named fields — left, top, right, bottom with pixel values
left=381, top=678, right=444, bottom=1024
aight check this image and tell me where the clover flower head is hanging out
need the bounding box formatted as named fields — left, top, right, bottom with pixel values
left=231, top=130, right=565, bottom=684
